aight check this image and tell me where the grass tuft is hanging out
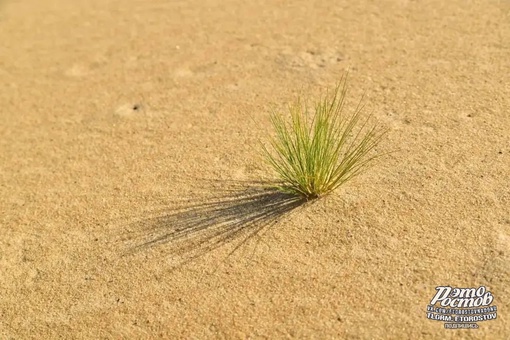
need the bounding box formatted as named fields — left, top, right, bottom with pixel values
left=261, top=77, right=386, bottom=200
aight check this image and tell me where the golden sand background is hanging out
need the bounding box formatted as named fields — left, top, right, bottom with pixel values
left=1, top=0, right=509, bottom=338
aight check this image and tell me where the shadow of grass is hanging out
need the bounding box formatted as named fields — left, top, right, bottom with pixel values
left=121, top=180, right=307, bottom=265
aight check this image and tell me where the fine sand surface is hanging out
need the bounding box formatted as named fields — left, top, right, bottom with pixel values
left=1, top=0, right=509, bottom=338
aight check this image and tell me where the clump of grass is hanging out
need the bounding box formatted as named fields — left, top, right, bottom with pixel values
left=262, top=77, right=386, bottom=200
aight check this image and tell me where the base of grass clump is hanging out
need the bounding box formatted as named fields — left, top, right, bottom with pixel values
left=262, top=76, right=386, bottom=201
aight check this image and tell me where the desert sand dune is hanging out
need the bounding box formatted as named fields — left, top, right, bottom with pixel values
left=1, top=0, right=509, bottom=338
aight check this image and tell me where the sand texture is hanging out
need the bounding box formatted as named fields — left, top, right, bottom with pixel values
left=1, top=0, right=509, bottom=338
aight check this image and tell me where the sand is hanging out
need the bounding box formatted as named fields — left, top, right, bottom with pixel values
left=1, top=0, right=509, bottom=338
